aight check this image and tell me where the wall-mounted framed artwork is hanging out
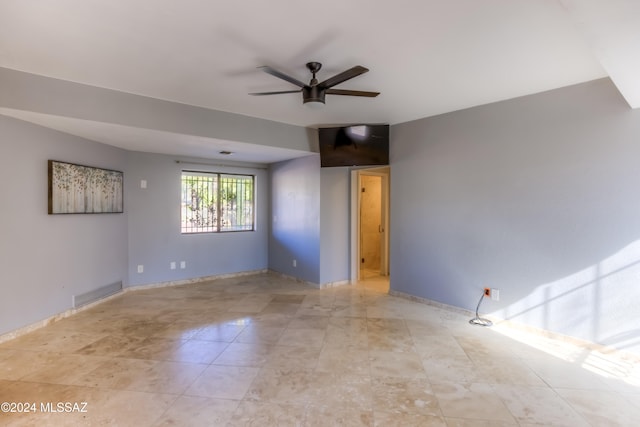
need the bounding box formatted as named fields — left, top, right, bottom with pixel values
left=48, top=160, right=124, bottom=214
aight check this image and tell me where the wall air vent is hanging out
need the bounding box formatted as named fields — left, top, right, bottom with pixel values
left=72, top=281, right=122, bottom=308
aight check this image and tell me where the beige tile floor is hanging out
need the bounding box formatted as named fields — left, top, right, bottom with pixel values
left=0, top=273, right=638, bottom=426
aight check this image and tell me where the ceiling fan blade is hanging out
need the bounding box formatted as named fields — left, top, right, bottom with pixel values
left=325, top=89, right=380, bottom=97
left=318, top=66, right=369, bottom=89
left=249, top=90, right=302, bottom=96
left=258, top=66, right=307, bottom=88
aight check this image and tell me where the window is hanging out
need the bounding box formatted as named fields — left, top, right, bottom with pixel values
left=181, top=171, right=254, bottom=233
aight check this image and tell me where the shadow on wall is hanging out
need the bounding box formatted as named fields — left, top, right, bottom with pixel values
left=494, top=240, right=640, bottom=356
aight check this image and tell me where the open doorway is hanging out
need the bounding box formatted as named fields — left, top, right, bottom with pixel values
left=351, top=167, right=390, bottom=292
left=360, top=174, right=383, bottom=278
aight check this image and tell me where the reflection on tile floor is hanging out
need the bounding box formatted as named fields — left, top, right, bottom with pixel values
left=0, top=272, right=638, bottom=426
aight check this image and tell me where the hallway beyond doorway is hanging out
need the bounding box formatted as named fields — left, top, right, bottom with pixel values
left=357, top=268, right=389, bottom=293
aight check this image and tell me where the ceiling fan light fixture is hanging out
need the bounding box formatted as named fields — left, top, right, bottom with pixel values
left=304, top=100, right=325, bottom=108
left=303, top=86, right=326, bottom=107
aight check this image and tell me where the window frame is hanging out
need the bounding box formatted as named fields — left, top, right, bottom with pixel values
left=180, top=170, right=255, bottom=234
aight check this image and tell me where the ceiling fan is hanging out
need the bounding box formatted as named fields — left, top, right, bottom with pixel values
left=249, top=62, right=380, bottom=105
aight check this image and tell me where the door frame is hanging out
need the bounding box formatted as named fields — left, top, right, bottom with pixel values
left=350, top=167, right=390, bottom=282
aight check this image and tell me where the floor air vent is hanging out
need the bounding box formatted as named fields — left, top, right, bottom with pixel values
left=73, top=281, right=122, bottom=308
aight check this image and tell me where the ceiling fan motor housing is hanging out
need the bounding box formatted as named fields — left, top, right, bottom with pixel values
left=303, top=85, right=326, bottom=104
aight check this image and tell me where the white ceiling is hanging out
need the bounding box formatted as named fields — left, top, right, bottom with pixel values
left=0, top=0, right=638, bottom=163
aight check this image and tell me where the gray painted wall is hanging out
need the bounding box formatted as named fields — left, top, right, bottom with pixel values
left=320, top=167, right=351, bottom=284
left=269, top=155, right=321, bottom=284
left=390, top=78, right=640, bottom=355
left=126, top=152, right=269, bottom=286
left=0, top=116, right=128, bottom=335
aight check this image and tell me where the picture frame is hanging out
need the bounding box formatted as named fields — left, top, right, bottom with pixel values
left=48, top=160, right=124, bottom=214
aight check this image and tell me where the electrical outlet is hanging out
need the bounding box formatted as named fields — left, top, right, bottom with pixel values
left=137, top=265, right=144, bottom=273
left=491, top=289, right=500, bottom=301
left=293, top=259, right=297, bottom=267
left=170, top=262, right=176, bottom=270
left=180, top=261, right=186, bottom=269
left=484, top=287, right=491, bottom=297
